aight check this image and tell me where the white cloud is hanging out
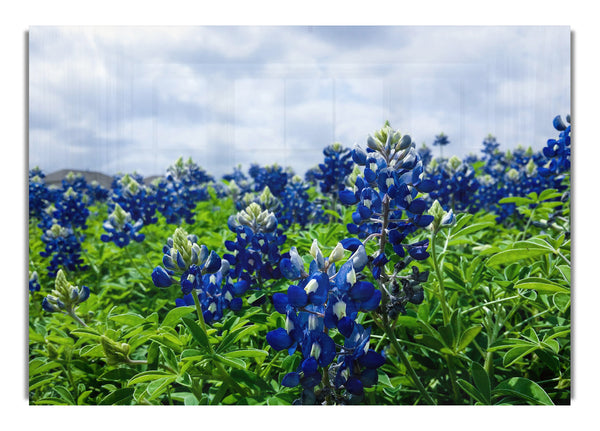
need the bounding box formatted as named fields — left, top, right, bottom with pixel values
left=28, top=26, right=571, bottom=178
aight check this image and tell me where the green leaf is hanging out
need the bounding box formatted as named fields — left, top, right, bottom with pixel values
left=471, top=362, right=491, bottom=404
left=99, top=387, right=135, bottom=405
left=77, top=390, right=93, bottom=405
left=377, top=371, right=394, bottom=388
left=456, top=326, right=483, bottom=352
left=99, top=368, right=138, bottom=381
left=182, top=316, right=210, bottom=351
left=54, top=385, right=76, bottom=405
left=556, top=265, right=571, bottom=284
left=109, top=313, right=146, bottom=327
left=323, top=209, right=342, bottom=221
left=493, top=377, right=554, bottom=405
left=223, top=349, right=269, bottom=360
left=450, top=222, right=495, bottom=240
left=214, top=353, right=247, bottom=370
left=513, top=239, right=555, bottom=251
left=515, top=277, right=569, bottom=294
left=553, top=293, right=570, bottom=313
left=498, top=196, right=534, bottom=206
left=457, top=379, right=487, bottom=405
left=538, top=188, right=561, bottom=202
left=486, top=247, right=553, bottom=267
left=160, top=346, right=180, bottom=372
left=160, top=306, right=195, bottom=328
left=146, top=376, right=177, bottom=401
left=128, top=370, right=174, bottom=386
left=29, top=360, right=62, bottom=377
left=503, top=345, right=538, bottom=367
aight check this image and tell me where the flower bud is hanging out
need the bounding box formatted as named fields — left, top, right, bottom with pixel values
left=100, top=335, right=131, bottom=366
left=440, top=209, right=456, bottom=228
left=310, top=239, right=324, bottom=268
left=329, top=242, right=345, bottom=264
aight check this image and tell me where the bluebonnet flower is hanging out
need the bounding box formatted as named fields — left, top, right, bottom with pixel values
left=110, top=174, right=158, bottom=226
left=249, top=163, right=292, bottom=198
left=303, top=166, right=321, bottom=188
left=223, top=198, right=286, bottom=297
left=41, top=269, right=90, bottom=314
left=427, top=156, right=480, bottom=212
left=40, top=223, right=88, bottom=278
left=539, top=114, right=571, bottom=178
left=49, top=187, right=90, bottom=230
left=29, top=171, right=52, bottom=219
left=432, top=133, right=450, bottom=147
left=100, top=203, right=145, bottom=248
left=151, top=227, right=237, bottom=323
left=314, top=142, right=354, bottom=197
left=339, top=123, right=435, bottom=266
left=29, top=270, right=41, bottom=293
left=267, top=241, right=385, bottom=403
left=222, top=165, right=252, bottom=193
left=175, top=260, right=243, bottom=324
left=417, top=143, right=433, bottom=167
left=86, top=180, right=110, bottom=203
left=481, top=134, right=500, bottom=156
left=151, top=157, right=212, bottom=224
left=467, top=124, right=568, bottom=223
left=61, top=171, right=89, bottom=196
left=278, top=176, right=325, bottom=229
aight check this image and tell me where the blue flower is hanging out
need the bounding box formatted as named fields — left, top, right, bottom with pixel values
left=100, top=204, right=145, bottom=248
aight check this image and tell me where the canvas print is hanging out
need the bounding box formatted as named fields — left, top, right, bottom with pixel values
left=28, top=26, right=571, bottom=405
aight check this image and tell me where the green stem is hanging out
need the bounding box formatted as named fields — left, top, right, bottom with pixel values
left=191, top=290, right=249, bottom=398
left=519, top=206, right=536, bottom=241
left=67, top=308, right=88, bottom=327
left=430, top=229, right=450, bottom=326
left=445, top=355, right=461, bottom=404
left=191, top=377, right=204, bottom=403
left=124, top=246, right=148, bottom=279
left=380, top=313, right=435, bottom=405
left=556, top=251, right=571, bottom=266
left=260, top=349, right=283, bottom=379
left=461, top=295, right=520, bottom=315
left=191, top=289, right=210, bottom=337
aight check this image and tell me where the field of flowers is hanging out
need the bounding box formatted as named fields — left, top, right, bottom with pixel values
left=28, top=116, right=571, bottom=405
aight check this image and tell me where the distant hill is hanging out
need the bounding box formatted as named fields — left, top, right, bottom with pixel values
left=43, top=169, right=163, bottom=190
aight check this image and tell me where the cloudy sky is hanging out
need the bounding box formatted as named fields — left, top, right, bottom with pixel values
left=28, top=26, right=570, bottom=179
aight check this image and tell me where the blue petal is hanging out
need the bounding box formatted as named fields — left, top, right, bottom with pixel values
left=203, top=250, right=221, bottom=274
left=151, top=266, right=173, bottom=288
left=287, top=285, right=308, bottom=308
left=360, top=289, right=381, bottom=311
left=338, top=316, right=355, bottom=338
left=350, top=245, right=368, bottom=272
left=229, top=297, right=243, bottom=311
left=346, top=376, right=364, bottom=395
left=349, top=281, right=375, bottom=302
left=358, top=349, right=386, bottom=369
left=266, top=328, right=293, bottom=351
left=340, top=238, right=363, bottom=252
left=280, top=258, right=300, bottom=279
left=408, top=198, right=427, bottom=215
left=301, top=357, right=318, bottom=375
left=272, top=293, right=289, bottom=314
left=282, top=372, right=300, bottom=388
left=339, top=189, right=359, bottom=205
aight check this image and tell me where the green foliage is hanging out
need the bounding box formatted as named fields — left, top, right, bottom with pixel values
left=28, top=185, right=570, bottom=405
